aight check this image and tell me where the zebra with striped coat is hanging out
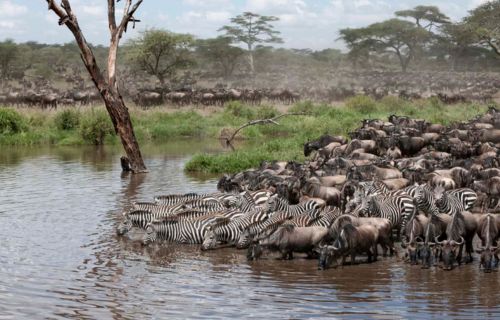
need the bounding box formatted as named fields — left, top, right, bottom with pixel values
left=267, top=196, right=321, bottom=219
left=143, top=215, right=230, bottom=245
left=434, top=187, right=477, bottom=215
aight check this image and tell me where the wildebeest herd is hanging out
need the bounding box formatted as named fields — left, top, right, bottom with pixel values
left=117, top=106, right=500, bottom=273
left=2, top=71, right=500, bottom=108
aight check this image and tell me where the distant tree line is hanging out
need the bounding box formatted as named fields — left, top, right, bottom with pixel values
left=1, top=2, right=500, bottom=87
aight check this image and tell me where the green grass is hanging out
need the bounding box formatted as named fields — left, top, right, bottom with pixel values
left=0, top=97, right=493, bottom=173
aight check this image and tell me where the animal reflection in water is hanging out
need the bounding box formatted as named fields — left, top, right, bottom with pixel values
left=118, top=108, right=500, bottom=273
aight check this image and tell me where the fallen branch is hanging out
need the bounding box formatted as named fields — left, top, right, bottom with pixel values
left=225, top=112, right=309, bottom=145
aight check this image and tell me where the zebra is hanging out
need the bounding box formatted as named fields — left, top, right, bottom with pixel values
left=402, top=184, right=440, bottom=217
left=201, top=209, right=268, bottom=250
left=130, top=202, right=185, bottom=215
left=353, top=193, right=416, bottom=238
left=310, top=207, right=342, bottom=228
left=232, top=191, right=258, bottom=212
left=246, top=190, right=272, bottom=205
left=117, top=210, right=159, bottom=236
left=154, top=192, right=205, bottom=205
left=435, top=187, right=477, bottom=215
left=358, top=180, right=390, bottom=196
left=143, top=214, right=230, bottom=245
left=267, top=196, right=321, bottom=218
left=182, top=198, right=228, bottom=212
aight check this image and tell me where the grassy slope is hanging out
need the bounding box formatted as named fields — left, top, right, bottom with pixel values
left=0, top=96, right=491, bottom=173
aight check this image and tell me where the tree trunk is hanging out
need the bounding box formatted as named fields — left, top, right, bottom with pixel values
left=247, top=44, right=255, bottom=74
left=102, top=90, right=147, bottom=173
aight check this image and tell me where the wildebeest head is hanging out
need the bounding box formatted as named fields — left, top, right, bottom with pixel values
left=477, top=246, right=499, bottom=273
left=247, top=243, right=263, bottom=261
left=317, top=244, right=340, bottom=270
left=436, top=236, right=463, bottom=271
left=417, top=242, right=436, bottom=269
left=402, top=236, right=422, bottom=265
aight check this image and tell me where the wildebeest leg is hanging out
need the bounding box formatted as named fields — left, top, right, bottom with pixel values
left=350, top=252, right=356, bottom=265
left=465, top=239, right=474, bottom=263
left=457, top=244, right=464, bottom=265
left=372, top=244, right=378, bottom=261
left=341, top=255, right=347, bottom=266
left=367, top=249, right=373, bottom=263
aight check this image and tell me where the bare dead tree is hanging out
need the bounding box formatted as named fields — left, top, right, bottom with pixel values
left=46, top=0, right=147, bottom=173
left=224, top=112, right=308, bottom=145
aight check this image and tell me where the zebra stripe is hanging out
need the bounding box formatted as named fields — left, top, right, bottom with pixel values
left=154, top=193, right=205, bottom=205
left=267, top=197, right=321, bottom=218
left=144, top=215, right=230, bottom=245
left=358, top=194, right=416, bottom=233
left=403, top=184, right=439, bottom=216
left=436, top=188, right=477, bottom=215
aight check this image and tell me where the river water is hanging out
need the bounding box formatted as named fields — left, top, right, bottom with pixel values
left=0, top=143, right=499, bottom=319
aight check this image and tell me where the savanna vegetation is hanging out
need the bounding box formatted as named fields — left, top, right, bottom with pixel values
left=1, top=96, right=491, bottom=173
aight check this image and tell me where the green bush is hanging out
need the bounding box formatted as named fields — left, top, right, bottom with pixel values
left=255, top=105, right=278, bottom=119
left=79, top=109, right=115, bottom=145
left=54, top=109, right=80, bottom=130
left=224, top=101, right=255, bottom=119
left=345, top=95, right=377, bottom=113
left=0, top=107, right=26, bottom=134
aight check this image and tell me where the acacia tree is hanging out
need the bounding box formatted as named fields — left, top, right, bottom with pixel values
left=46, top=0, right=146, bottom=173
left=196, top=36, right=244, bottom=78
left=465, top=0, right=500, bottom=56
left=127, top=29, right=195, bottom=87
left=219, top=12, right=283, bottom=74
left=395, top=5, right=450, bottom=31
left=340, top=19, right=430, bottom=72
left=438, top=22, right=478, bottom=71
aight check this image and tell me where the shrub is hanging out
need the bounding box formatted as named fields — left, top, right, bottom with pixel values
left=79, top=109, right=115, bottom=145
left=0, top=107, right=26, bottom=134
left=54, top=109, right=80, bottom=130
left=255, top=105, right=278, bottom=119
left=345, top=95, right=377, bottom=113
left=224, top=101, right=255, bottom=119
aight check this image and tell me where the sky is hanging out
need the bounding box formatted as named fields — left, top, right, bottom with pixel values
left=0, top=0, right=490, bottom=50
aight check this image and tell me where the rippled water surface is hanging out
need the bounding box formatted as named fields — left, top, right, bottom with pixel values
left=1, top=143, right=499, bottom=319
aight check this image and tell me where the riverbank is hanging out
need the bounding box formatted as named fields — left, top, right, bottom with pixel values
left=0, top=96, right=491, bottom=173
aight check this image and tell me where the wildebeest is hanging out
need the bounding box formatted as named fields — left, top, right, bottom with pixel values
left=251, top=225, right=329, bottom=260
left=475, top=214, right=500, bottom=272
left=318, top=223, right=379, bottom=269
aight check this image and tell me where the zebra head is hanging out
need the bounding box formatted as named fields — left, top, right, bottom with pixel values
left=236, top=229, right=253, bottom=249
left=117, top=218, right=132, bottom=236
left=142, top=224, right=157, bottom=246
left=266, top=194, right=279, bottom=213
left=201, top=228, right=218, bottom=251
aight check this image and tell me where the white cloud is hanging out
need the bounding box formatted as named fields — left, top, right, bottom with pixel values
left=0, top=1, right=27, bottom=17
left=205, top=11, right=231, bottom=23
left=0, top=20, right=15, bottom=29
left=81, top=5, right=105, bottom=17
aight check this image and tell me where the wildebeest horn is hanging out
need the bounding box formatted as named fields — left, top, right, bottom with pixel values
left=435, top=236, right=444, bottom=245
left=451, top=236, right=464, bottom=246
